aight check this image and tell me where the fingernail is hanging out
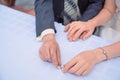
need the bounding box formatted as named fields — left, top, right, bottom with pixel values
left=69, top=38, right=73, bottom=41
left=83, top=37, right=86, bottom=40
left=48, top=59, right=51, bottom=62
left=55, top=65, right=58, bottom=68
left=72, top=38, right=75, bottom=41
left=73, top=38, right=76, bottom=41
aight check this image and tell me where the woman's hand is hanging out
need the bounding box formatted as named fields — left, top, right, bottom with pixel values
left=64, top=21, right=96, bottom=41
left=62, top=49, right=106, bottom=76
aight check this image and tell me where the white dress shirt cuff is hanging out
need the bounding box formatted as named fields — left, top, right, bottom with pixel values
left=36, top=29, right=55, bottom=41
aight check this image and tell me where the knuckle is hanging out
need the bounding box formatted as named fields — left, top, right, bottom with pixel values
left=43, top=44, right=49, bottom=48
left=53, top=45, right=57, bottom=49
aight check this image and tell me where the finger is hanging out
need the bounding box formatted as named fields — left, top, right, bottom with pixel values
left=62, top=58, right=76, bottom=73
left=72, top=29, right=83, bottom=41
left=68, top=26, right=79, bottom=39
left=80, top=31, right=87, bottom=40
left=75, top=64, right=88, bottom=76
left=39, top=47, right=46, bottom=61
left=43, top=46, right=50, bottom=61
left=68, top=62, right=82, bottom=74
left=82, top=65, right=93, bottom=76
left=64, top=24, right=70, bottom=32
left=75, top=29, right=84, bottom=40
left=57, top=46, right=61, bottom=66
left=67, top=23, right=76, bottom=35
left=65, top=21, right=76, bottom=32
left=46, top=48, right=51, bottom=62
left=70, top=22, right=77, bottom=26
left=67, top=25, right=78, bottom=41
left=50, top=47, right=58, bottom=67
left=83, top=31, right=93, bottom=40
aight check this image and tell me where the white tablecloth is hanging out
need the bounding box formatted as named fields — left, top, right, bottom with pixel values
left=0, top=4, right=120, bottom=80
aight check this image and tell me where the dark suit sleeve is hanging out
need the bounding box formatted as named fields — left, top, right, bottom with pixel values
left=35, top=0, right=55, bottom=37
left=80, top=0, right=105, bottom=21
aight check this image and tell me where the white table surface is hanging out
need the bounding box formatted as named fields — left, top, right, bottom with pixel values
left=0, top=4, right=120, bottom=80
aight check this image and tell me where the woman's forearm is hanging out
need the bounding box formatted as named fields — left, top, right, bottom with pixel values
left=103, top=42, right=120, bottom=59
left=88, top=0, right=116, bottom=27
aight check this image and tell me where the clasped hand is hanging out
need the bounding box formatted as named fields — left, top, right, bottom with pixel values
left=65, top=21, right=96, bottom=41
left=39, top=21, right=103, bottom=76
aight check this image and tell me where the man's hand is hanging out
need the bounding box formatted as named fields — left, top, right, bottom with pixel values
left=62, top=49, right=106, bottom=76
left=39, top=34, right=61, bottom=67
left=64, top=21, right=96, bottom=41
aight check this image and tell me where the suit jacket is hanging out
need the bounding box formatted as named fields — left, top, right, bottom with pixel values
left=35, top=0, right=105, bottom=37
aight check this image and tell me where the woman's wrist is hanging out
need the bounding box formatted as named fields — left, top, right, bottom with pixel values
left=93, top=48, right=107, bottom=63
left=87, top=19, right=98, bottom=28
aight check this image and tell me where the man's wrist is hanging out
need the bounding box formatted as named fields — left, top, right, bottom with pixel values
left=42, top=34, right=56, bottom=42
left=36, top=29, right=55, bottom=41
